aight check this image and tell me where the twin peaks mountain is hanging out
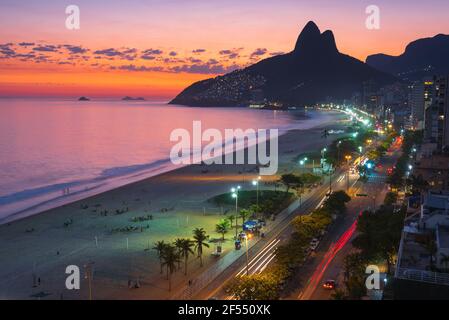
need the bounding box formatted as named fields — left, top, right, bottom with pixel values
left=170, top=21, right=396, bottom=107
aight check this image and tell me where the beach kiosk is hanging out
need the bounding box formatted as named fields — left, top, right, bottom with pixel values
left=212, top=242, right=223, bottom=256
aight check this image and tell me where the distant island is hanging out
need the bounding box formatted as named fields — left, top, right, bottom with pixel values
left=78, top=96, right=90, bottom=101
left=170, top=21, right=396, bottom=108
left=122, top=96, right=145, bottom=101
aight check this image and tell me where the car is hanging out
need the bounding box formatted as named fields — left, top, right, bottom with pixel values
left=323, top=280, right=336, bottom=290
left=309, top=238, right=320, bottom=251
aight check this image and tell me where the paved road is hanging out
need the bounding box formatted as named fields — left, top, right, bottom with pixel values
left=197, top=167, right=356, bottom=300
left=297, top=139, right=402, bottom=300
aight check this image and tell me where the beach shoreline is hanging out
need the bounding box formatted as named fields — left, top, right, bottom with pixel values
left=0, top=108, right=329, bottom=225
left=0, top=110, right=350, bottom=300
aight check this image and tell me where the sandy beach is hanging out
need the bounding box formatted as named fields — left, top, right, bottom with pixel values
left=0, top=110, right=349, bottom=300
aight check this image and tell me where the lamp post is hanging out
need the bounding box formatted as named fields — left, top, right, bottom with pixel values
left=299, top=157, right=308, bottom=173
left=345, top=155, right=352, bottom=191
left=337, top=141, right=342, bottom=165
left=84, top=262, right=94, bottom=301
left=245, top=233, right=252, bottom=275
left=231, top=185, right=241, bottom=238
left=252, top=176, right=261, bottom=216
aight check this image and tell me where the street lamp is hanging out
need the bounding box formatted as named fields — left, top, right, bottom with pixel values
left=336, top=141, right=342, bottom=165
left=299, top=157, right=308, bottom=173
left=245, top=233, right=253, bottom=275
left=344, top=155, right=352, bottom=191
left=252, top=176, right=261, bottom=214
left=231, top=186, right=241, bottom=238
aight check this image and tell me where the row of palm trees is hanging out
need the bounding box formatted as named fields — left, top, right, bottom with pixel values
left=222, top=207, right=255, bottom=238
left=153, top=227, right=209, bottom=291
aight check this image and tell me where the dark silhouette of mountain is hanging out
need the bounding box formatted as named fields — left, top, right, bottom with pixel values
left=170, top=21, right=396, bottom=107
left=366, top=34, right=449, bottom=80
left=78, top=96, right=90, bottom=101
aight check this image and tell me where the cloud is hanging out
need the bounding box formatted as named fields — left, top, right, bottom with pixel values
left=219, top=48, right=242, bottom=59
left=63, top=45, right=88, bottom=54
left=141, top=55, right=156, bottom=60
left=33, top=45, right=58, bottom=52
left=142, top=49, right=163, bottom=55
left=18, top=42, right=35, bottom=47
left=123, top=48, right=137, bottom=54
left=15, top=53, right=36, bottom=60
left=169, top=51, right=178, bottom=56
left=141, top=48, right=163, bottom=60
left=192, top=49, right=206, bottom=54
left=250, top=48, right=267, bottom=58
left=0, top=43, right=15, bottom=57
left=187, top=57, right=203, bottom=64
left=93, top=48, right=123, bottom=57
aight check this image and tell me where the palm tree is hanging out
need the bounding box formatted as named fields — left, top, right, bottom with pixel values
left=153, top=240, right=167, bottom=274
left=239, top=209, right=250, bottom=229
left=193, top=227, right=210, bottom=267
left=173, top=238, right=184, bottom=270
left=215, top=219, right=230, bottom=241
left=161, top=244, right=180, bottom=291
left=227, top=215, right=235, bottom=228
left=180, top=239, right=195, bottom=275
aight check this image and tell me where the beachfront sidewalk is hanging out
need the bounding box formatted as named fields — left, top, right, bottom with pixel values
left=170, top=175, right=334, bottom=300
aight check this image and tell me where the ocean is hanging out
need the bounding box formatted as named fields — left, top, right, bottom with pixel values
left=0, top=98, right=336, bottom=223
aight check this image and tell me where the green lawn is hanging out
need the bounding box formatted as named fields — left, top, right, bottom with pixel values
left=209, top=190, right=295, bottom=217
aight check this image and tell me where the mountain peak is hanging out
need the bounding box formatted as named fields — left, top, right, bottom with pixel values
left=321, top=30, right=338, bottom=53
left=294, top=21, right=321, bottom=53
left=293, top=21, right=338, bottom=56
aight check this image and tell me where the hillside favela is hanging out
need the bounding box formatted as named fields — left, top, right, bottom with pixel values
left=1, top=0, right=449, bottom=307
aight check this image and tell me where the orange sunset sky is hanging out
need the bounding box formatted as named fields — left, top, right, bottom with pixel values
left=1, top=0, right=449, bottom=99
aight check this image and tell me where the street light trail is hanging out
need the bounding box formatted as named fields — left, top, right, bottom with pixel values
left=235, top=239, right=280, bottom=277
left=258, top=253, right=277, bottom=273
left=299, top=218, right=358, bottom=300
left=254, top=252, right=276, bottom=274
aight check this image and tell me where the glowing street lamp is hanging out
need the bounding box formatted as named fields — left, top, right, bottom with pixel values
left=252, top=176, right=261, bottom=212
left=245, top=233, right=253, bottom=275
left=337, top=141, right=342, bottom=164
left=231, top=186, right=241, bottom=239
left=231, top=185, right=241, bottom=215
left=344, top=155, right=352, bottom=191
left=299, top=157, right=308, bottom=172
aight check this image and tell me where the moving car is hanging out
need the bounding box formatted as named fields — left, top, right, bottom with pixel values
left=323, top=280, right=336, bottom=290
